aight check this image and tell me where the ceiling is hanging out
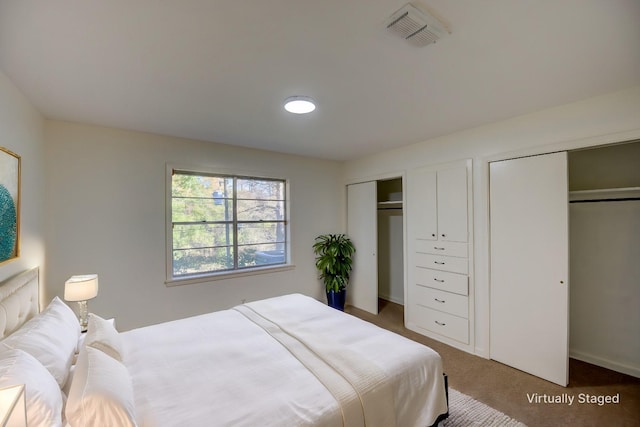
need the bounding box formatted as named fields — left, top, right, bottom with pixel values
left=1, top=1, right=639, bottom=161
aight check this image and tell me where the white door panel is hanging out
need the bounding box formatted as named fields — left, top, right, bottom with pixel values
left=490, top=152, right=569, bottom=386
left=437, top=167, right=468, bottom=242
left=347, top=181, right=378, bottom=314
left=408, top=168, right=437, bottom=240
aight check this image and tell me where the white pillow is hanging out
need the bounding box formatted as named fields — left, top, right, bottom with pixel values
left=85, top=313, right=124, bottom=362
left=0, top=296, right=80, bottom=387
left=0, top=348, right=63, bottom=427
left=66, top=346, right=137, bottom=427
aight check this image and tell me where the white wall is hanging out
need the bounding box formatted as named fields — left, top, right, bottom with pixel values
left=343, top=85, right=640, bottom=357
left=0, top=71, right=45, bottom=300
left=45, top=121, right=343, bottom=330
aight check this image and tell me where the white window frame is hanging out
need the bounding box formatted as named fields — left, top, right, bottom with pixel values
left=165, top=164, right=293, bottom=286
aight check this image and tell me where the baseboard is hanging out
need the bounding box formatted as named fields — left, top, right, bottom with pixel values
left=570, top=349, right=640, bottom=378
left=474, top=345, right=489, bottom=359
left=378, top=294, right=404, bottom=305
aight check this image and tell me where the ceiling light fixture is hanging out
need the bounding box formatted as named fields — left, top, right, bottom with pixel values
left=284, top=96, right=316, bottom=114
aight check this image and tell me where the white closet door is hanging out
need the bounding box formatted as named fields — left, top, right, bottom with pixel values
left=347, top=181, right=378, bottom=314
left=437, top=167, right=468, bottom=242
left=490, top=152, right=569, bottom=386
left=408, top=168, right=437, bottom=240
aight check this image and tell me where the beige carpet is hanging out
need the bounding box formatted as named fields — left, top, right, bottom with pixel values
left=348, top=301, right=640, bottom=426
left=442, top=388, right=527, bottom=427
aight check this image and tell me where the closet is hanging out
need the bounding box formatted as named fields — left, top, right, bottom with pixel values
left=377, top=179, right=404, bottom=305
left=568, top=142, right=640, bottom=378
left=347, top=176, right=404, bottom=314
left=489, top=141, right=640, bottom=386
left=405, top=159, right=474, bottom=352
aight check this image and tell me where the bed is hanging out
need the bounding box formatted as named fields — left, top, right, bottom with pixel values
left=0, top=268, right=449, bottom=427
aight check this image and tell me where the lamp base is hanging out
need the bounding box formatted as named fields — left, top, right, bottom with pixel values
left=77, top=300, right=89, bottom=332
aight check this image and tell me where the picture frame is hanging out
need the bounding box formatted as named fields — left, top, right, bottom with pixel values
left=0, top=147, right=20, bottom=264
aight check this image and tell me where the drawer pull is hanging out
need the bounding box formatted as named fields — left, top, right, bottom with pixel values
left=434, top=298, right=446, bottom=303
left=435, top=321, right=446, bottom=326
left=434, top=261, right=445, bottom=265
left=433, top=278, right=445, bottom=283
left=434, top=247, right=445, bottom=250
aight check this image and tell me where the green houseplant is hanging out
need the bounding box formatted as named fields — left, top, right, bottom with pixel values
left=312, top=234, right=356, bottom=311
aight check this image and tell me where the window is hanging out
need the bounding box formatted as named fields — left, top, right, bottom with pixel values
left=168, top=169, right=288, bottom=281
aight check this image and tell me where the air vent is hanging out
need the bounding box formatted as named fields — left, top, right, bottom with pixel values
left=386, top=3, right=448, bottom=47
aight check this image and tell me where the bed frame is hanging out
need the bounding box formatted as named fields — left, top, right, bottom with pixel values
left=433, top=374, right=450, bottom=426
left=0, top=267, right=39, bottom=339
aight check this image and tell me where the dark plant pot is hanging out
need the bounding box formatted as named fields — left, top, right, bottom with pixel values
left=326, top=289, right=346, bottom=311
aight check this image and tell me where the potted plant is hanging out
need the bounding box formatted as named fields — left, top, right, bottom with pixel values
left=312, top=234, right=356, bottom=311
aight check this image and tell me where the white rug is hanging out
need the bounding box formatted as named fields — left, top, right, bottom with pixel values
left=441, top=388, right=528, bottom=427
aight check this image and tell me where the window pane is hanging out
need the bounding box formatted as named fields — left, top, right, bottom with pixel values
left=173, top=247, right=234, bottom=276
left=237, top=200, right=285, bottom=221
left=172, top=174, right=233, bottom=199
left=237, top=222, right=285, bottom=245
left=172, top=198, right=233, bottom=222
left=237, top=179, right=284, bottom=200
left=170, top=171, right=288, bottom=280
left=173, top=223, right=233, bottom=250
left=238, top=244, right=285, bottom=268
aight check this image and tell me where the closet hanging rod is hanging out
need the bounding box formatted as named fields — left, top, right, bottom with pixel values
left=570, top=197, right=640, bottom=204
left=569, top=186, right=640, bottom=203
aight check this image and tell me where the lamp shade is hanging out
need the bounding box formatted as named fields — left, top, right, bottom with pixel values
left=64, top=274, right=99, bottom=302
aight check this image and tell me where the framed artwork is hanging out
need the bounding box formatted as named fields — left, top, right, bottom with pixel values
left=0, top=147, right=20, bottom=264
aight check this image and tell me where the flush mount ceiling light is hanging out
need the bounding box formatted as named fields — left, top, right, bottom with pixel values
left=284, top=96, right=316, bottom=114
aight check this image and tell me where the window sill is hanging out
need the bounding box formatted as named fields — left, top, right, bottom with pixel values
left=165, top=264, right=296, bottom=287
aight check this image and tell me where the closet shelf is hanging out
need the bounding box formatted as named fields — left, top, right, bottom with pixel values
left=569, top=187, right=640, bottom=202
left=377, top=201, right=403, bottom=209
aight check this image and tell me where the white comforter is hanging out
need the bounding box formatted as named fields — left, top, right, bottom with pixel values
left=122, top=294, right=447, bottom=427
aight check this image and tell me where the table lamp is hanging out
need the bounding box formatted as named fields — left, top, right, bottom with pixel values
left=64, top=274, right=99, bottom=332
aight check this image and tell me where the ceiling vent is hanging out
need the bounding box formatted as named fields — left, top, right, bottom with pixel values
left=386, top=3, right=448, bottom=47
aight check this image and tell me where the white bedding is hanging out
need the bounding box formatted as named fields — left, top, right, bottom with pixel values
left=122, top=294, right=447, bottom=427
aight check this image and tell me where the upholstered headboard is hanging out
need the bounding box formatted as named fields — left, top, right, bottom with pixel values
left=0, top=267, right=39, bottom=339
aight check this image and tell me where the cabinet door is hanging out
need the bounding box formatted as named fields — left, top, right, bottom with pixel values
left=346, top=181, right=378, bottom=315
left=408, top=168, right=437, bottom=240
left=437, top=167, right=468, bottom=242
left=490, top=152, right=569, bottom=386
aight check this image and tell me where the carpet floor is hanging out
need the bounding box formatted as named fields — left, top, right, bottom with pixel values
left=347, top=300, right=640, bottom=427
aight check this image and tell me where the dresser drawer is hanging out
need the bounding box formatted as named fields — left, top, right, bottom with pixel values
left=412, top=305, right=469, bottom=344
left=414, top=267, right=468, bottom=295
left=414, top=286, right=468, bottom=318
left=415, top=239, right=467, bottom=258
left=415, top=253, right=468, bottom=275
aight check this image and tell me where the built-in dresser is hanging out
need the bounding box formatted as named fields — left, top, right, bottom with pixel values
left=406, top=159, right=474, bottom=352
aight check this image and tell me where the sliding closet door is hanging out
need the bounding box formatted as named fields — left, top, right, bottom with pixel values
left=347, top=181, right=378, bottom=314
left=490, top=152, right=569, bottom=386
